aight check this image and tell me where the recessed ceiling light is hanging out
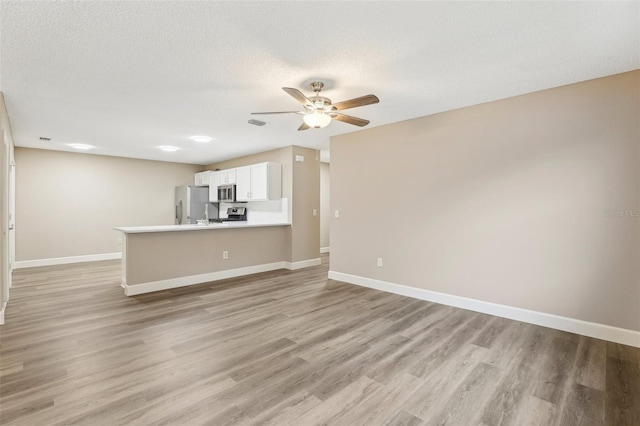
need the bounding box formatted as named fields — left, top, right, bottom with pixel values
left=190, top=135, right=213, bottom=143
left=158, top=145, right=180, bottom=152
left=68, top=143, right=93, bottom=150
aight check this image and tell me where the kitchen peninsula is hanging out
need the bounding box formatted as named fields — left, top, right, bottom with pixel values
left=115, top=221, right=295, bottom=296
left=114, top=145, right=322, bottom=296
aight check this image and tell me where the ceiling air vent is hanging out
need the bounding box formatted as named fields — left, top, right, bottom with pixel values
left=248, top=119, right=266, bottom=126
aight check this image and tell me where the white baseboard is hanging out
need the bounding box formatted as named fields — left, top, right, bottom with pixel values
left=123, top=261, right=286, bottom=296
left=284, top=258, right=321, bottom=270
left=328, top=271, right=640, bottom=348
left=123, top=258, right=322, bottom=296
left=320, top=247, right=330, bottom=254
left=14, top=252, right=122, bottom=269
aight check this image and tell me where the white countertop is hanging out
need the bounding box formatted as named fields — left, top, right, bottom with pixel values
left=114, top=222, right=291, bottom=234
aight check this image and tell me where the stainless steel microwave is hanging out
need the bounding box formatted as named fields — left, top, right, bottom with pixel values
left=217, top=184, right=236, bottom=202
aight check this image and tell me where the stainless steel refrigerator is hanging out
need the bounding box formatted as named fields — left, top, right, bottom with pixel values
left=175, top=186, right=216, bottom=224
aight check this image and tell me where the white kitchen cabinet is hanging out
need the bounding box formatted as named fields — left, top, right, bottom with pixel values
left=208, top=171, right=220, bottom=202
left=250, top=163, right=269, bottom=200
left=194, top=171, right=211, bottom=186
left=235, top=166, right=251, bottom=201
left=235, top=162, right=281, bottom=201
left=218, top=169, right=236, bottom=185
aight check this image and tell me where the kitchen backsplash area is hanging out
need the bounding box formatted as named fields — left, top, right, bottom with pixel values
left=219, top=198, right=289, bottom=224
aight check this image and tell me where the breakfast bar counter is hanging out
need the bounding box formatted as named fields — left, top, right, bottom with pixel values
left=115, top=222, right=290, bottom=233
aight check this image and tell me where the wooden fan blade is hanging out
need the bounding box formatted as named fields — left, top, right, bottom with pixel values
left=298, top=122, right=310, bottom=131
left=283, top=87, right=313, bottom=106
left=331, top=94, right=379, bottom=111
left=251, top=111, right=303, bottom=115
left=331, top=113, right=370, bottom=127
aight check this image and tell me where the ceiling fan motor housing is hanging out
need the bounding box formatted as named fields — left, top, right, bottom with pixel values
left=250, top=81, right=378, bottom=130
left=308, top=96, right=333, bottom=111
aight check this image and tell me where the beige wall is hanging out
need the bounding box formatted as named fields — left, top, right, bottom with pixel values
left=320, top=162, right=330, bottom=250
left=331, top=70, right=640, bottom=331
left=209, top=145, right=320, bottom=263
left=15, top=148, right=200, bottom=261
left=291, top=146, right=320, bottom=262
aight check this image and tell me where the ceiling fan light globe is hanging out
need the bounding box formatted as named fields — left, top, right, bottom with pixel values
left=303, top=111, right=332, bottom=128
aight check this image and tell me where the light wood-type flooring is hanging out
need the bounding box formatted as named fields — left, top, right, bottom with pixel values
left=1, top=256, right=639, bottom=425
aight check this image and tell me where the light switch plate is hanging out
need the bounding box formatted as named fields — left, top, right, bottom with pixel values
left=334, top=210, right=340, bottom=218
left=295, top=155, right=304, bottom=162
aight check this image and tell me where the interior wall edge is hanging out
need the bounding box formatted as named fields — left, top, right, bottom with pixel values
left=328, top=270, right=640, bottom=348
left=283, top=258, right=321, bottom=270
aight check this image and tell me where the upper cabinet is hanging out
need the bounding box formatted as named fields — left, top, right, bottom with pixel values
left=236, top=162, right=281, bottom=202
left=235, top=166, right=251, bottom=201
left=219, top=169, right=236, bottom=185
left=205, top=169, right=235, bottom=201
left=203, top=162, right=282, bottom=202
left=208, top=171, right=220, bottom=202
left=194, top=171, right=211, bottom=187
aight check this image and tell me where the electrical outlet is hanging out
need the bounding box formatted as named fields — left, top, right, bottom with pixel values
left=334, top=210, right=340, bottom=218
left=313, top=209, right=317, bottom=217
left=223, top=251, right=229, bottom=259
left=377, top=258, right=383, bottom=267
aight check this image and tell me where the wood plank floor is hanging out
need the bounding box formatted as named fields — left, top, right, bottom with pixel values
left=1, top=255, right=639, bottom=425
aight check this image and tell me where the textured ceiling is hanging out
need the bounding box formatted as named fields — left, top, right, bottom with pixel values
left=1, top=1, right=638, bottom=165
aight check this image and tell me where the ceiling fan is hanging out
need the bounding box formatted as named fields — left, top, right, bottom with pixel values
left=251, top=82, right=379, bottom=131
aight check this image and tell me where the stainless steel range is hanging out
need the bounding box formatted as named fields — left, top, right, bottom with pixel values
left=211, top=207, right=247, bottom=223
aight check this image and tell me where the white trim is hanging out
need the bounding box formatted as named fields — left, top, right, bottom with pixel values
left=123, top=261, right=287, bottom=296
left=328, top=271, right=640, bottom=348
left=320, top=247, right=330, bottom=254
left=14, top=252, right=122, bottom=269
left=122, top=258, right=323, bottom=296
left=0, top=301, right=6, bottom=325
left=284, top=258, right=321, bottom=270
